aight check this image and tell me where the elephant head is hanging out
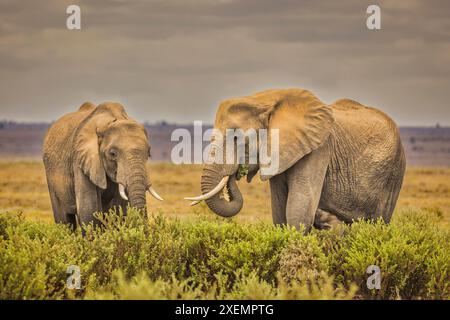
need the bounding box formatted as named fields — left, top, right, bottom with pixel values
left=187, top=88, right=334, bottom=217
left=74, top=102, right=163, bottom=214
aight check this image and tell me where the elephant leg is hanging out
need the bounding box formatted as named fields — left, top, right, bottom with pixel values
left=66, top=214, right=78, bottom=230
left=285, top=144, right=330, bottom=232
left=269, top=173, right=288, bottom=225
left=48, top=188, right=77, bottom=230
left=74, top=167, right=102, bottom=230
left=314, top=208, right=342, bottom=230
left=48, top=188, right=63, bottom=222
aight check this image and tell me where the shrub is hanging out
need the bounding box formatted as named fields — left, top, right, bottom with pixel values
left=0, top=207, right=448, bottom=300
left=85, top=271, right=204, bottom=300
left=87, top=270, right=356, bottom=300
left=327, top=208, right=450, bottom=299
left=179, top=220, right=304, bottom=287
left=278, top=236, right=328, bottom=283
left=0, top=214, right=86, bottom=299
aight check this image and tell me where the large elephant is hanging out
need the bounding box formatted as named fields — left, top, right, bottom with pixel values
left=43, top=102, right=163, bottom=230
left=187, top=88, right=405, bottom=231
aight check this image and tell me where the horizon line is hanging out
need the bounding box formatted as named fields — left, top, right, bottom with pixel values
left=0, top=119, right=449, bottom=129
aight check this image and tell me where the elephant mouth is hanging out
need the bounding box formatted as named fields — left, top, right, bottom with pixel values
left=185, top=171, right=240, bottom=206
left=185, top=175, right=229, bottom=206
left=117, top=182, right=164, bottom=202
left=186, top=163, right=244, bottom=217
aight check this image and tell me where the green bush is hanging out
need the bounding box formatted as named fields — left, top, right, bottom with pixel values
left=278, top=236, right=328, bottom=284
left=0, top=214, right=86, bottom=299
left=87, top=270, right=356, bottom=300
left=0, top=207, right=448, bottom=300
left=326, top=209, right=450, bottom=299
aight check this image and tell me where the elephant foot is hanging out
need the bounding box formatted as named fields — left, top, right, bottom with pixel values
left=313, top=209, right=342, bottom=230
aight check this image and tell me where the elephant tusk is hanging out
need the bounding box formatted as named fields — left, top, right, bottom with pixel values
left=184, top=176, right=229, bottom=202
left=148, top=186, right=164, bottom=201
left=189, top=200, right=201, bottom=206
left=119, top=184, right=128, bottom=201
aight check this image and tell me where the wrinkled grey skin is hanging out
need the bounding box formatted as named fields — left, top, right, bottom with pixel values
left=43, top=102, right=152, bottom=230
left=200, top=89, right=406, bottom=231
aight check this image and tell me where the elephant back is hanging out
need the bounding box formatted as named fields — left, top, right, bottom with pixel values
left=42, top=103, right=96, bottom=165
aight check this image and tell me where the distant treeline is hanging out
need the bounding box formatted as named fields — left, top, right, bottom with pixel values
left=1, top=122, right=450, bottom=166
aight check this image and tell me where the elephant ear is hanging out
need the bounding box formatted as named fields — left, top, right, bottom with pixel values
left=74, top=102, right=128, bottom=189
left=260, top=89, right=334, bottom=180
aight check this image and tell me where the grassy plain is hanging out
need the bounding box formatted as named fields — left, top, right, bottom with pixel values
left=0, top=161, right=449, bottom=300
left=0, top=161, right=449, bottom=228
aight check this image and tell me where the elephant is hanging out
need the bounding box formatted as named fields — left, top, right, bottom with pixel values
left=42, top=102, right=163, bottom=230
left=186, top=88, right=406, bottom=231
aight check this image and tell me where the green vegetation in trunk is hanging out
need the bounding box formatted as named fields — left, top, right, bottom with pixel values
left=237, top=164, right=249, bottom=179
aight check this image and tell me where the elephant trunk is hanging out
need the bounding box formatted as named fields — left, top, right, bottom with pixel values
left=201, top=164, right=243, bottom=217
left=126, top=159, right=148, bottom=215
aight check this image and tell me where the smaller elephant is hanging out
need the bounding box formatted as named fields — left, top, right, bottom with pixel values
left=187, top=88, right=406, bottom=231
left=43, top=102, right=163, bottom=230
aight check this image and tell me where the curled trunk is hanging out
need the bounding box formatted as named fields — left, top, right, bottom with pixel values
left=201, top=164, right=243, bottom=217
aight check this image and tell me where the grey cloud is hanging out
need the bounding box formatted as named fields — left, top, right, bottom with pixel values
left=0, top=0, right=449, bottom=125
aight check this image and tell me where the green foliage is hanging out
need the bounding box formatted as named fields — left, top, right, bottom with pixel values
left=0, top=208, right=448, bottom=300
left=0, top=213, right=86, bottom=299
left=278, top=236, right=329, bottom=283
left=87, top=270, right=356, bottom=300
left=237, top=164, right=249, bottom=178
left=179, top=219, right=303, bottom=287
left=326, top=209, right=450, bottom=299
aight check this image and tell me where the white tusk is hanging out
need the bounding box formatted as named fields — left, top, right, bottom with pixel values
left=148, top=186, right=164, bottom=201
left=119, top=184, right=128, bottom=201
left=189, top=200, right=201, bottom=206
left=184, top=176, right=229, bottom=202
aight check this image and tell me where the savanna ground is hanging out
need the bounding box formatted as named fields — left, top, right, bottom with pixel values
left=1, top=162, right=450, bottom=227
left=0, top=161, right=449, bottom=299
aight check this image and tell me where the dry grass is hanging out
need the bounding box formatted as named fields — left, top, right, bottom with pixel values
left=0, top=161, right=449, bottom=227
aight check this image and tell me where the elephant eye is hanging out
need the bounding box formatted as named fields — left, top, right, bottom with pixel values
left=109, top=150, right=117, bottom=159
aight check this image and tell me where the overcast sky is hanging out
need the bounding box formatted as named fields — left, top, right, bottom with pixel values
left=0, top=0, right=449, bottom=125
